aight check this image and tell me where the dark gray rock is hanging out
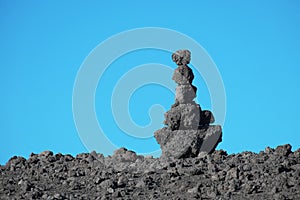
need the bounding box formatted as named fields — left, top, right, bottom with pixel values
left=111, top=147, right=138, bottom=162
left=199, top=125, right=222, bottom=153
left=164, top=103, right=201, bottom=130
left=5, top=156, right=26, bottom=170
left=275, top=144, right=292, bottom=156
left=39, top=150, right=53, bottom=157
left=172, top=49, right=191, bottom=66
left=155, top=49, right=222, bottom=158
left=175, top=84, right=197, bottom=104
left=172, top=65, right=194, bottom=85
left=200, top=110, right=215, bottom=126
left=0, top=144, right=300, bottom=199
left=163, top=107, right=181, bottom=130
left=154, top=125, right=222, bottom=159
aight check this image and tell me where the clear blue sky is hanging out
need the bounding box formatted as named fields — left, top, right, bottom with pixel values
left=1, top=1, right=300, bottom=164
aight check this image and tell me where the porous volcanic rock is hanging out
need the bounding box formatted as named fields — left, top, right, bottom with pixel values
left=155, top=49, right=222, bottom=159
left=175, top=84, right=197, bottom=104
left=172, top=49, right=191, bottom=65
left=1, top=144, right=300, bottom=199
left=155, top=125, right=222, bottom=159
left=172, top=65, right=194, bottom=85
left=163, top=103, right=201, bottom=130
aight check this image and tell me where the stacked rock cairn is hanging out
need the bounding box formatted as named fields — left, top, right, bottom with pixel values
left=154, top=49, right=222, bottom=159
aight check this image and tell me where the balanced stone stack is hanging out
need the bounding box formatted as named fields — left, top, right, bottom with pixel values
left=154, top=50, right=222, bottom=159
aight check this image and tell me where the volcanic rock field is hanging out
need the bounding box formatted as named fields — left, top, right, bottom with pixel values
left=1, top=145, right=300, bottom=199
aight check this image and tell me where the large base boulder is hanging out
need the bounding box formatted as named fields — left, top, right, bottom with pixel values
left=154, top=125, right=222, bottom=159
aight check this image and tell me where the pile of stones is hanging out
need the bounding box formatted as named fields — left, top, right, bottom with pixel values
left=154, top=49, right=222, bottom=159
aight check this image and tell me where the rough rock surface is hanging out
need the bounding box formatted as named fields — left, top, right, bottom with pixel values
left=163, top=103, right=201, bottom=130
left=175, top=84, right=197, bottom=104
left=171, top=49, right=191, bottom=65
left=155, top=125, right=222, bottom=159
left=1, top=144, right=300, bottom=199
left=172, top=65, right=194, bottom=85
left=155, top=49, right=222, bottom=159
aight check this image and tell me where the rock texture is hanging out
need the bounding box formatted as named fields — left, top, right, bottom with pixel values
left=154, top=49, right=222, bottom=159
left=1, top=144, right=300, bottom=199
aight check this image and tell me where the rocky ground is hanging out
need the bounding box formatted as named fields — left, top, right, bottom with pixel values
left=0, top=144, right=299, bottom=199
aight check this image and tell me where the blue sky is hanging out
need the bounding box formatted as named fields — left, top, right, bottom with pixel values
left=1, top=1, right=300, bottom=164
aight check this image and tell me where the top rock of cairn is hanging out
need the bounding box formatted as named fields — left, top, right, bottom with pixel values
left=172, top=50, right=194, bottom=85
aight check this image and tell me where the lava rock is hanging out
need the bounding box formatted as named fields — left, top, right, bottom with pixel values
left=0, top=144, right=300, bottom=199
left=164, top=103, right=201, bottom=130
left=172, top=65, right=194, bottom=85
left=154, top=125, right=222, bottom=159
left=39, top=150, right=53, bottom=157
left=175, top=84, right=197, bottom=104
left=200, top=110, right=215, bottom=126
left=275, top=144, right=292, bottom=156
left=112, top=147, right=138, bottom=162
left=172, top=49, right=191, bottom=66
left=155, top=49, right=221, bottom=158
